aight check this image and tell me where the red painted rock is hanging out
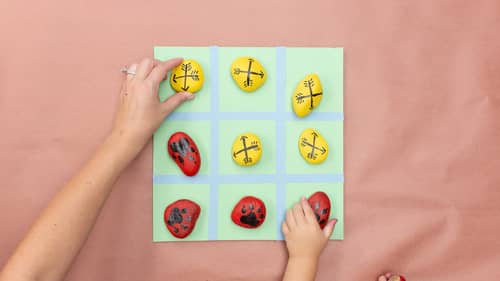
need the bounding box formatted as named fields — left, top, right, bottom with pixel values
left=307, top=191, right=331, bottom=229
left=164, top=199, right=201, bottom=239
left=167, top=132, right=201, bottom=176
left=231, top=196, right=266, bottom=228
left=388, top=276, right=406, bottom=281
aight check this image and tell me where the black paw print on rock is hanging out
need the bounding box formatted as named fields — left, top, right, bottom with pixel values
left=167, top=207, right=192, bottom=234
left=313, top=202, right=329, bottom=226
left=240, top=203, right=265, bottom=227
left=170, top=138, right=197, bottom=165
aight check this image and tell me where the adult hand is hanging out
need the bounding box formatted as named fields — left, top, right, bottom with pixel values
left=112, top=57, right=194, bottom=158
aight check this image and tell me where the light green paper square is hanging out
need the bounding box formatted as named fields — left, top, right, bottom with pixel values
left=152, top=46, right=344, bottom=242
left=286, top=120, right=343, bottom=174
left=154, top=47, right=211, bottom=112
left=285, top=183, right=344, bottom=240
left=217, top=184, right=276, bottom=240
left=219, top=120, right=276, bottom=175
left=153, top=120, right=210, bottom=176
left=286, top=48, right=343, bottom=113
left=153, top=184, right=210, bottom=241
left=219, top=47, right=276, bottom=112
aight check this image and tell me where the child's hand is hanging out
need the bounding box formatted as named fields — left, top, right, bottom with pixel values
left=282, top=197, right=337, bottom=262
left=112, top=57, right=194, bottom=156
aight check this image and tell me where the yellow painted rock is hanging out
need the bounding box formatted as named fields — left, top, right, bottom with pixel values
left=170, top=59, right=204, bottom=93
left=299, top=128, right=328, bottom=164
left=292, top=74, right=323, bottom=117
left=232, top=133, right=262, bottom=166
left=230, top=57, right=267, bottom=92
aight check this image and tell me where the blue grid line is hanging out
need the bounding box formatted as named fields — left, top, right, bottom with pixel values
left=275, top=47, right=287, bottom=240
left=208, top=46, right=219, bottom=240
left=168, top=111, right=344, bottom=121
left=156, top=46, right=345, bottom=241
left=153, top=173, right=344, bottom=185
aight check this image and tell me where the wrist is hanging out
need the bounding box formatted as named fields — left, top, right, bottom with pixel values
left=288, top=255, right=319, bottom=269
left=104, top=131, right=143, bottom=165
left=284, top=256, right=319, bottom=281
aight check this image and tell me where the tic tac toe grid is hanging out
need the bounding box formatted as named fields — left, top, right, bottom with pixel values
left=153, top=46, right=344, bottom=241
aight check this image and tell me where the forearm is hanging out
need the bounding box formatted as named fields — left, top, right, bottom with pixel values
left=0, top=133, right=134, bottom=281
left=1, top=57, right=190, bottom=281
left=282, top=257, right=318, bottom=281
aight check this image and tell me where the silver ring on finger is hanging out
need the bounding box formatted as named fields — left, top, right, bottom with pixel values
left=120, top=66, right=136, bottom=76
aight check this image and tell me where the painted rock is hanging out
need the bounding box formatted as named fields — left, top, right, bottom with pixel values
left=292, top=74, right=323, bottom=117
left=299, top=128, right=329, bottom=164
left=307, top=191, right=331, bottom=229
left=170, top=59, right=204, bottom=93
left=168, top=132, right=201, bottom=176
left=164, top=199, right=201, bottom=239
left=388, top=276, right=406, bottom=281
left=230, top=57, right=267, bottom=92
left=231, top=196, right=266, bottom=228
left=232, top=132, right=262, bottom=166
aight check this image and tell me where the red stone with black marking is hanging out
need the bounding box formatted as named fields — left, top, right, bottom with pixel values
left=164, top=199, right=201, bottom=239
left=231, top=196, right=266, bottom=228
left=167, top=132, right=201, bottom=177
left=307, top=191, right=331, bottom=229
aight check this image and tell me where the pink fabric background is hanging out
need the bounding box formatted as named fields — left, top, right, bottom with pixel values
left=1, top=0, right=500, bottom=280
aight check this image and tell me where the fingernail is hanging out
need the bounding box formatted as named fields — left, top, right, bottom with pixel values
left=183, top=92, right=195, bottom=100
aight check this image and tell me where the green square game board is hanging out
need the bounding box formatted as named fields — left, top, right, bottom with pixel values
left=153, top=46, right=344, bottom=241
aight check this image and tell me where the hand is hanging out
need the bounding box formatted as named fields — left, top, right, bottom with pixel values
left=112, top=57, right=194, bottom=157
left=282, top=197, right=337, bottom=262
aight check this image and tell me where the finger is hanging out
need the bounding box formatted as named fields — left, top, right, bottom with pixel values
left=301, top=197, right=316, bottom=223
left=292, top=201, right=306, bottom=225
left=160, top=92, right=194, bottom=117
left=135, top=58, right=155, bottom=80
left=281, top=221, right=290, bottom=236
left=285, top=209, right=296, bottom=229
left=148, top=57, right=183, bottom=85
left=322, top=218, right=337, bottom=239
left=125, top=63, right=138, bottom=82
left=119, top=80, right=127, bottom=103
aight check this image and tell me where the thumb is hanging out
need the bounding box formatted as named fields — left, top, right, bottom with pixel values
left=323, top=218, right=337, bottom=239
left=161, top=92, right=195, bottom=116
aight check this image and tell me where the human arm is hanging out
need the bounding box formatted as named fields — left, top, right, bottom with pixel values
left=0, top=57, right=193, bottom=281
left=282, top=197, right=337, bottom=281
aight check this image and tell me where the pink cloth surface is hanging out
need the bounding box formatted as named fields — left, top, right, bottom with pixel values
left=1, top=0, right=500, bottom=280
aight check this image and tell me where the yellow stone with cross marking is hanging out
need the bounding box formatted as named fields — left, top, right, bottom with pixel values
left=232, top=132, right=262, bottom=166
left=170, top=59, right=204, bottom=93
left=298, top=128, right=328, bottom=164
left=230, top=57, right=267, bottom=92
left=292, top=74, right=323, bottom=118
